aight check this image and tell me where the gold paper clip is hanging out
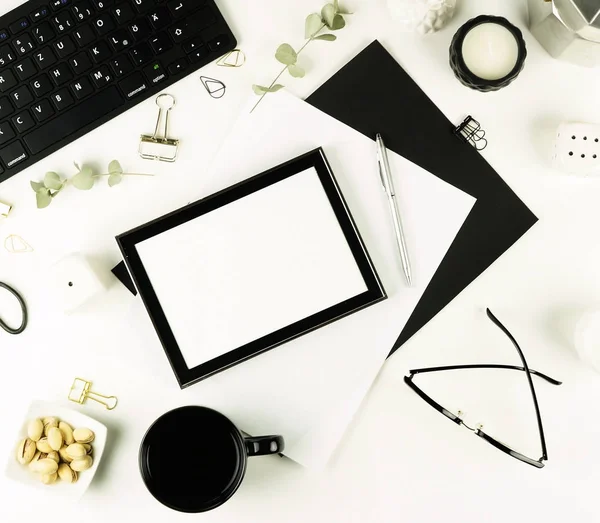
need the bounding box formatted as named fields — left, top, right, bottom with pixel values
left=139, top=93, right=179, bottom=162
left=68, top=378, right=118, bottom=411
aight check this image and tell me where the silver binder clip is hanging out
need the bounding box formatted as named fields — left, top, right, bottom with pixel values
left=139, top=93, right=179, bottom=162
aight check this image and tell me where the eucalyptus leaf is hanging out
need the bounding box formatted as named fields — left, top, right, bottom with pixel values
left=44, top=171, right=63, bottom=191
left=252, top=84, right=269, bottom=95
left=108, top=159, right=123, bottom=175
left=313, top=33, right=337, bottom=41
left=330, top=14, right=345, bottom=30
left=288, top=64, right=305, bottom=78
left=108, top=173, right=123, bottom=187
left=333, top=0, right=352, bottom=14
left=305, top=13, right=323, bottom=39
left=321, top=3, right=336, bottom=28
left=268, top=84, right=285, bottom=92
left=275, top=43, right=297, bottom=65
left=30, top=181, right=45, bottom=192
left=36, top=189, right=52, bottom=209
left=71, top=165, right=95, bottom=190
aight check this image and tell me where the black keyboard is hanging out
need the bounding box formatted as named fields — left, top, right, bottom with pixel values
left=0, top=0, right=236, bottom=183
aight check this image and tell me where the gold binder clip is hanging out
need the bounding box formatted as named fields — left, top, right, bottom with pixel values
left=68, top=378, right=118, bottom=411
left=139, top=93, right=179, bottom=162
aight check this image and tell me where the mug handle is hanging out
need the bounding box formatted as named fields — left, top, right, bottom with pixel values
left=244, top=435, right=285, bottom=457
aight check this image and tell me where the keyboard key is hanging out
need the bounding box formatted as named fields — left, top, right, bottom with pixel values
left=0, top=70, right=18, bottom=93
left=51, top=88, right=74, bottom=110
left=10, top=85, right=33, bottom=108
left=0, top=45, right=16, bottom=67
left=0, top=97, right=14, bottom=119
left=189, top=46, right=209, bottom=63
left=52, top=12, right=76, bottom=33
left=24, top=86, right=124, bottom=155
left=54, top=35, right=76, bottom=58
left=33, top=22, right=55, bottom=45
left=34, top=46, right=57, bottom=69
left=50, top=63, right=73, bottom=86
left=92, top=0, right=114, bottom=9
left=182, top=36, right=202, bottom=54
left=148, top=32, right=172, bottom=54
left=143, top=61, right=167, bottom=86
left=113, top=3, right=135, bottom=24
left=208, top=34, right=230, bottom=53
left=31, top=75, right=53, bottom=97
left=0, top=122, right=16, bottom=146
left=13, top=34, right=36, bottom=56
left=128, top=19, right=151, bottom=41
left=129, top=43, right=152, bottom=65
left=31, top=99, right=54, bottom=122
left=118, top=71, right=147, bottom=99
left=50, top=0, right=71, bottom=11
left=70, top=52, right=92, bottom=74
left=132, top=0, right=154, bottom=13
left=71, top=77, right=94, bottom=99
left=108, top=29, right=132, bottom=52
left=110, top=54, right=133, bottom=76
left=168, top=8, right=216, bottom=43
left=167, top=0, right=200, bottom=18
left=0, top=140, right=28, bottom=169
left=73, top=24, right=95, bottom=47
left=72, top=2, right=94, bottom=22
left=12, top=111, right=35, bottom=133
left=167, top=57, right=187, bottom=75
left=90, top=41, right=112, bottom=63
left=148, top=7, right=171, bottom=30
left=10, top=18, right=30, bottom=35
left=31, top=7, right=51, bottom=23
left=93, top=13, right=116, bottom=36
left=15, top=58, right=38, bottom=81
left=90, top=65, right=113, bottom=87
left=0, top=31, right=9, bottom=42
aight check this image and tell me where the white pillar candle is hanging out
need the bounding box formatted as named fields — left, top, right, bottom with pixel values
left=461, top=23, right=519, bottom=81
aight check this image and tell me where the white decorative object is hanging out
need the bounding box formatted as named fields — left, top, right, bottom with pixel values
left=386, top=0, right=457, bottom=34
left=574, top=310, right=600, bottom=372
left=461, top=23, right=519, bottom=80
left=47, top=253, right=107, bottom=313
left=553, top=122, right=600, bottom=175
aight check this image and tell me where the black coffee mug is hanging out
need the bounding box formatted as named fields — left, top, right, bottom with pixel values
left=139, top=406, right=284, bottom=513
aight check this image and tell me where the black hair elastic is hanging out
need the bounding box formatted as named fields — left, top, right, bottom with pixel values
left=0, top=282, right=28, bottom=335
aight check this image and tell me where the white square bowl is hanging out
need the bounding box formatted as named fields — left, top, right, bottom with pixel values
left=5, top=401, right=108, bottom=499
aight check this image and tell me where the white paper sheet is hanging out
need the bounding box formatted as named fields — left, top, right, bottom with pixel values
left=135, top=167, right=369, bottom=367
left=191, top=92, right=476, bottom=469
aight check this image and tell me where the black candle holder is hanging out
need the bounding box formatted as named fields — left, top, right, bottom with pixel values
left=449, top=15, right=527, bottom=92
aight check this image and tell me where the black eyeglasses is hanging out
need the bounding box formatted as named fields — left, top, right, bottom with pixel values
left=405, top=308, right=562, bottom=468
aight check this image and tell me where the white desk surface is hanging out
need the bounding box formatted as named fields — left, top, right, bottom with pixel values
left=2, top=0, right=600, bottom=521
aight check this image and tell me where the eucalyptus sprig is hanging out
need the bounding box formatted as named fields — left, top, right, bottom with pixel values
left=31, top=160, right=152, bottom=209
left=251, top=0, right=351, bottom=113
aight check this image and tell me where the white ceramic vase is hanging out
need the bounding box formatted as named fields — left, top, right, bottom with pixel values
left=386, top=0, right=457, bottom=34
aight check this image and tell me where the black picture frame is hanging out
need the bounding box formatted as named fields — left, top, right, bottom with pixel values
left=116, top=148, right=386, bottom=389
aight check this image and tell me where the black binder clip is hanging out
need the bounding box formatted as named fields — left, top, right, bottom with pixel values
left=453, top=116, right=487, bottom=151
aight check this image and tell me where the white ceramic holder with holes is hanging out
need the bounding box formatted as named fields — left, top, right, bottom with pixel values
left=553, top=122, right=600, bottom=175
left=47, top=253, right=107, bottom=313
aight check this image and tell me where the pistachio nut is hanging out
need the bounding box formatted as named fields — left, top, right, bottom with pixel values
left=27, top=419, right=44, bottom=442
left=16, top=438, right=37, bottom=465
left=58, top=463, right=78, bottom=484
left=30, top=458, right=59, bottom=475
left=66, top=443, right=87, bottom=460
left=73, top=428, right=95, bottom=444
left=28, top=451, right=42, bottom=469
left=70, top=455, right=93, bottom=472
left=82, top=443, right=93, bottom=455
left=47, top=427, right=63, bottom=451
left=42, top=417, right=59, bottom=436
left=36, top=437, right=53, bottom=454
left=59, top=446, right=73, bottom=463
left=59, top=421, right=74, bottom=446
left=41, top=472, right=58, bottom=485
left=46, top=451, right=60, bottom=463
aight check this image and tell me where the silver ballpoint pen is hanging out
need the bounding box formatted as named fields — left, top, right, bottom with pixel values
left=376, top=133, right=413, bottom=286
